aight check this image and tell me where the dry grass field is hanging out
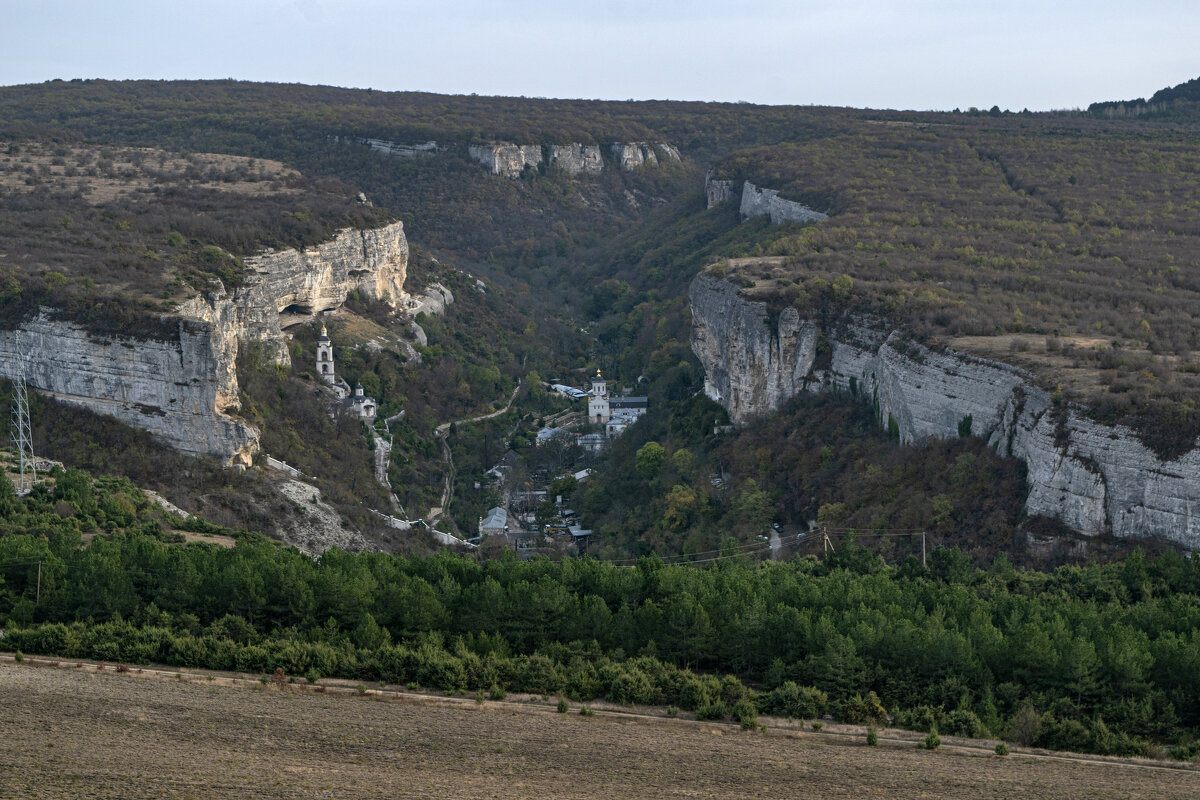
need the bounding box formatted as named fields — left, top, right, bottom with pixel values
left=1, top=657, right=1198, bottom=799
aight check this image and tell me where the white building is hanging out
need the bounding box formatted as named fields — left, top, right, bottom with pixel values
left=318, top=324, right=377, bottom=415
left=346, top=384, right=377, bottom=420
left=588, top=370, right=610, bottom=424
left=316, top=326, right=336, bottom=386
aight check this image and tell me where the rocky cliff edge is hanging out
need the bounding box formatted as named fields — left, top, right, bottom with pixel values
left=0, top=221, right=408, bottom=466
left=689, top=272, right=1200, bottom=549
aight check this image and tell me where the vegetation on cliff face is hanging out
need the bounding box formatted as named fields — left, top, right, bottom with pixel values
left=707, top=114, right=1200, bottom=457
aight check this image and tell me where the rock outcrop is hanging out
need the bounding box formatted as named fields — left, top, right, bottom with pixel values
left=0, top=221, right=409, bottom=466
left=689, top=273, right=1200, bottom=549
left=612, top=142, right=682, bottom=170
left=0, top=314, right=260, bottom=465
left=468, top=143, right=543, bottom=177
left=705, top=169, right=735, bottom=208
left=329, top=135, right=439, bottom=157
left=547, top=144, right=604, bottom=175
left=472, top=141, right=681, bottom=177
left=740, top=182, right=829, bottom=225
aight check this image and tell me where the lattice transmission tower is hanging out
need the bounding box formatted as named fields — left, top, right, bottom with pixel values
left=10, top=333, right=35, bottom=494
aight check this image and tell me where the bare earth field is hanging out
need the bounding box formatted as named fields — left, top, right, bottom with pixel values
left=1, top=658, right=1198, bottom=799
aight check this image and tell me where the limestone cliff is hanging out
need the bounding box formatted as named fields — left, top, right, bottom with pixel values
left=705, top=169, right=735, bottom=208
left=740, top=182, right=829, bottom=225
left=689, top=273, right=1200, bottom=549
left=0, top=222, right=409, bottom=465
left=612, top=142, right=682, bottom=170
left=468, top=143, right=544, bottom=177
left=547, top=144, right=604, bottom=175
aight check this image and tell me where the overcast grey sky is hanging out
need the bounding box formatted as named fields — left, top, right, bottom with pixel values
left=2, top=1, right=1197, bottom=110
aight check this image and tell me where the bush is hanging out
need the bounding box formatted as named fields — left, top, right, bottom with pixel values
left=695, top=703, right=727, bottom=721
left=812, top=721, right=823, bottom=731
left=732, top=698, right=758, bottom=730
left=14, top=650, right=23, bottom=663
left=764, top=681, right=828, bottom=720
left=488, top=683, right=506, bottom=701
left=943, top=709, right=989, bottom=739
left=1010, top=704, right=1042, bottom=747
left=579, top=706, right=594, bottom=717
left=867, top=725, right=878, bottom=746
left=557, top=697, right=568, bottom=713
left=924, top=731, right=941, bottom=750
left=995, top=742, right=1009, bottom=756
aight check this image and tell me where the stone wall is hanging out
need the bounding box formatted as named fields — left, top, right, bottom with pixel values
left=689, top=273, right=1200, bottom=549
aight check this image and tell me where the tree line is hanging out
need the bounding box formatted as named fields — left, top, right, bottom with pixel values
left=2, top=466, right=1200, bottom=758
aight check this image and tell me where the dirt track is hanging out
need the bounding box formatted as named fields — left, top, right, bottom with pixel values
left=1, top=658, right=1198, bottom=799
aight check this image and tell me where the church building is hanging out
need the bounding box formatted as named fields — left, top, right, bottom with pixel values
left=588, top=370, right=610, bottom=424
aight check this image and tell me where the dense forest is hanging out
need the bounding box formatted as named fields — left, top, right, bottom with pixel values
left=2, top=467, right=1200, bottom=758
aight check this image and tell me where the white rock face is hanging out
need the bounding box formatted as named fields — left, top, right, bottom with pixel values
left=329, top=135, right=439, bottom=157
left=0, top=313, right=260, bottom=465
left=0, top=221, right=408, bottom=466
left=689, top=273, right=1200, bottom=549
left=468, top=143, right=544, bottom=177
left=547, top=144, right=604, bottom=175
left=740, top=181, right=829, bottom=225
left=610, top=142, right=681, bottom=170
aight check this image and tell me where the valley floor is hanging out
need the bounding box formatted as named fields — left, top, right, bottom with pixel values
left=1, top=657, right=1197, bottom=799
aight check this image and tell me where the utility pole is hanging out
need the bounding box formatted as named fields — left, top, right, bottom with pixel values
left=921, top=531, right=927, bottom=568
left=35, top=560, right=41, bottom=606
left=823, top=528, right=835, bottom=553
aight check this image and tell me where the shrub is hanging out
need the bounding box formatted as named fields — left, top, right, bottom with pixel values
left=356, top=684, right=367, bottom=695
left=666, top=705, right=678, bottom=717
left=695, top=703, right=727, bottom=722
left=488, top=683, right=506, bottom=701
left=1010, top=704, right=1043, bottom=747
left=995, top=742, right=1009, bottom=756
left=867, top=725, right=878, bottom=746
left=764, top=681, right=828, bottom=720
left=557, top=698, right=568, bottom=713
left=14, top=650, right=23, bottom=663
left=924, top=731, right=941, bottom=750
left=732, top=698, right=758, bottom=730
left=579, top=706, right=594, bottom=717
left=812, top=721, right=823, bottom=732
left=943, top=709, right=989, bottom=739
left=304, top=668, right=320, bottom=684
left=475, top=689, right=485, bottom=705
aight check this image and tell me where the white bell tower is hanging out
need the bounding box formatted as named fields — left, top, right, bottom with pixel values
left=316, top=325, right=335, bottom=385
left=588, top=369, right=610, bottom=424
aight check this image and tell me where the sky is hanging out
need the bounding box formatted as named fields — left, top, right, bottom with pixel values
left=2, top=0, right=1198, bottom=111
